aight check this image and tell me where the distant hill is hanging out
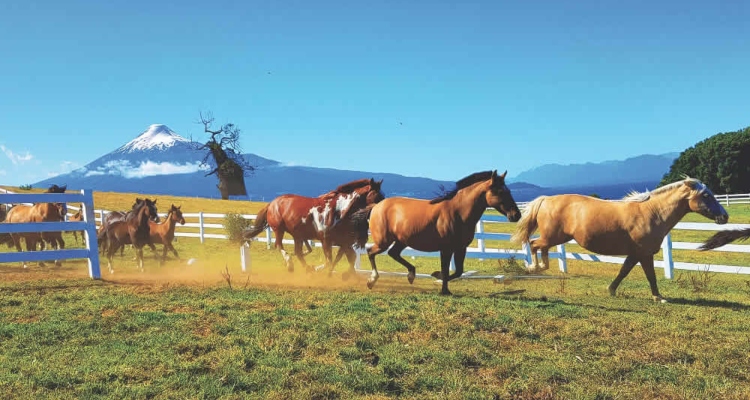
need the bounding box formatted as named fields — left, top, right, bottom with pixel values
left=33, top=124, right=536, bottom=201
left=509, top=153, right=680, bottom=188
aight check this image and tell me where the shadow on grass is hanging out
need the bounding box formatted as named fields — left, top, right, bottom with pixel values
left=663, top=297, right=750, bottom=311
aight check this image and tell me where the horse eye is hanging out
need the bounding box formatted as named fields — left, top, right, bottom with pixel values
left=702, top=193, right=709, bottom=198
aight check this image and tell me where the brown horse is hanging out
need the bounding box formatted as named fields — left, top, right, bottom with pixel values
left=148, top=204, right=185, bottom=262
left=104, top=199, right=156, bottom=273
left=4, top=184, right=68, bottom=268
left=699, top=228, right=750, bottom=251
left=243, top=178, right=385, bottom=274
left=67, top=207, right=85, bottom=245
left=509, top=177, right=729, bottom=303
left=351, top=170, right=521, bottom=295
left=98, top=198, right=159, bottom=256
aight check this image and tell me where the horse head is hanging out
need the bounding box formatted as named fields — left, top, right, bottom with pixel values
left=132, top=197, right=160, bottom=223
left=365, top=178, right=386, bottom=205
left=484, top=170, right=521, bottom=222
left=170, top=204, right=185, bottom=225
left=683, top=178, right=728, bottom=224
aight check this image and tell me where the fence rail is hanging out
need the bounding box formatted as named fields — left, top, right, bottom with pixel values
left=2, top=187, right=749, bottom=279
left=0, top=190, right=102, bottom=278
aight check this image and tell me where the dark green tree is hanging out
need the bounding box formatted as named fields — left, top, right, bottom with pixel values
left=660, top=126, right=750, bottom=194
left=195, top=112, right=255, bottom=200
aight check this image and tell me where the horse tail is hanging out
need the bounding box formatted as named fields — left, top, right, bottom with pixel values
left=242, top=205, right=270, bottom=240
left=698, top=228, right=750, bottom=251
left=349, top=203, right=376, bottom=249
left=510, top=196, right=546, bottom=245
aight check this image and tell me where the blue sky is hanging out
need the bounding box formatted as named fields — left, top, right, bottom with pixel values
left=1, top=0, right=749, bottom=186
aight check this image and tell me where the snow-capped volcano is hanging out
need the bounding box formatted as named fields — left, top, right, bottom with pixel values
left=116, top=124, right=190, bottom=153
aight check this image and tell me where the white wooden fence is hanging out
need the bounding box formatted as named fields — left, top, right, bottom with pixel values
left=0, top=190, right=102, bottom=279
left=3, top=188, right=750, bottom=280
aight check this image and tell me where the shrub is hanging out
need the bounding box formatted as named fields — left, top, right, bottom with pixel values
left=18, top=184, right=32, bottom=190
left=223, top=212, right=252, bottom=243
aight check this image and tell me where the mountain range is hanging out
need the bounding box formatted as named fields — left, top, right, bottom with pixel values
left=32, top=124, right=679, bottom=202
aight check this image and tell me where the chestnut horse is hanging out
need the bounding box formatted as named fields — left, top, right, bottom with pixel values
left=699, top=228, right=750, bottom=251
left=4, top=184, right=68, bottom=268
left=148, top=204, right=185, bottom=262
left=243, top=178, right=385, bottom=274
left=351, top=170, right=521, bottom=295
left=510, top=177, right=729, bottom=303
left=104, top=199, right=156, bottom=273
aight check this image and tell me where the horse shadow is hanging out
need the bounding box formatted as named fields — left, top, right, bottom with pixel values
left=661, top=297, right=750, bottom=311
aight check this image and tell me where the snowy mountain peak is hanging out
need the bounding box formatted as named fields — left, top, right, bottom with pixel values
left=117, top=124, right=191, bottom=153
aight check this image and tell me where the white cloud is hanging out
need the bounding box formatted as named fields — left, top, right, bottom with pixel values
left=47, top=160, right=83, bottom=179
left=0, top=145, right=33, bottom=165
left=81, top=159, right=209, bottom=179
left=120, top=160, right=207, bottom=178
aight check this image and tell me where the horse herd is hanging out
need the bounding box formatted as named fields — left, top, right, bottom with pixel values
left=1, top=172, right=749, bottom=302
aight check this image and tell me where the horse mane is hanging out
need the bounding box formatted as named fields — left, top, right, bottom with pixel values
left=621, top=175, right=705, bottom=202
left=430, top=170, right=494, bottom=204
left=331, top=179, right=373, bottom=194
left=46, top=184, right=67, bottom=193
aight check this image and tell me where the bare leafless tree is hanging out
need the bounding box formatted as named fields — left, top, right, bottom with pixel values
left=193, top=111, right=255, bottom=200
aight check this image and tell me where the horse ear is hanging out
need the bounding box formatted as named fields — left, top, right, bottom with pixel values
left=500, top=170, right=507, bottom=180
left=377, top=179, right=383, bottom=186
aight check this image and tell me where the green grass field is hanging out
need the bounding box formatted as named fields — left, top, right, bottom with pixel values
left=2, top=187, right=750, bottom=399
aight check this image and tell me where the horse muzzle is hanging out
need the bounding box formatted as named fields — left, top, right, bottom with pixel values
left=507, top=209, right=521, bottom=223
left=715, top=213, right=729, bottom=225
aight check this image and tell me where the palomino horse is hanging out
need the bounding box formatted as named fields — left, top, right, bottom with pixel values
left=148, top=204, right=185, bottom=263
left=351, top=170, right=521, bottom=295
left=104, top=199, right=156, bottom=273
left=510, top=177, right=729, bottom=303
left=699, top=228, right=750, bottom=251
left=98, top=198, right=160, bottom=256
left=4, top=184, right=68, bottom=268
left=243, top=178, right=385, bottom=274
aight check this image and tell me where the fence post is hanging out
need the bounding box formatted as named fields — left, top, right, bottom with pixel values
left=661, top=233, right=674, bottom=279
left=198, top=211, right=205, bottom=244
left=99, top=209, right=106, bottom=228
left=240, top=242, right=251, bottom=272
left=557, top=244, right=567, bottom=273
left=265, top=227, right=272, bottom=249
left=522, top=242, right=533, bottom=267
left=725, top=194, right=729, bottom=207
left=476, top=221, right=485, bottom=261
left=81, top=189, right=101, bottom=279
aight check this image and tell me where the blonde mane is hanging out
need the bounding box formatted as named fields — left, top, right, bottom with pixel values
left=621, top=175, right=706, bottom=203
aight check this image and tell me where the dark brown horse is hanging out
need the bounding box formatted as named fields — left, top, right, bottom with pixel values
left=243, top=178, right=385, bottom=274
left=4, top=184, right=68, bottom=268
left=510, top=177, right=729, bottom=303
left=148, top=204, right=185, bottom=262
left=104, top=198, right=156, bottom=273
left=98, top=198, right=159, bottom=256
left=351, top=170, right=520, bottom=295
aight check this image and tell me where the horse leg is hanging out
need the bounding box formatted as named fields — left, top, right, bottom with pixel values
left=438, top=249, right=454, bottom=296
left=54, top=234, right=65, bottom=267
left=340, top=247, right=358, bottom=281
left=607, top=255, right=639, bottom=297
left=445, top=247, right=466, bottom=282
left=386, top=241, right=419, bottom=284
left=302, top=239, right=313, bottom=256
left=294, top=238, right=315, bottom=273
left=640, top=256, right=666, bottom=303
left=136, top=246, right=144, bottom=272
left=366, top=241, right=391, bottom=290
left=274, top=229, right=294, bottom=272
left=169, top=241, right=180, bottom=259
left=528, top=237, right=551, bottom=272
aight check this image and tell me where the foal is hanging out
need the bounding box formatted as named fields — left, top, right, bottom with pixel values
left=148, top=204, right=185, bottom=263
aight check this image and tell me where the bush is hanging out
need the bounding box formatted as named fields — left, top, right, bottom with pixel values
left=497, top=256, right=529, bottom=275
left=223, top=212, right=252, bottom=243
left=18, top=184, right=32, bottom=190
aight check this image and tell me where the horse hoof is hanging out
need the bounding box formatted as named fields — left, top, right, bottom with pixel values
left=607, top=286, right=617, bottom=297
left=653, top=296, right=668, bottom=303
left=430, top=271, right=442, bottom=279
left=408, top=274, right=415, bottom=284
left=440, top=289, right=453, bottom=296
left=367, top=280, right=375, bottom=290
